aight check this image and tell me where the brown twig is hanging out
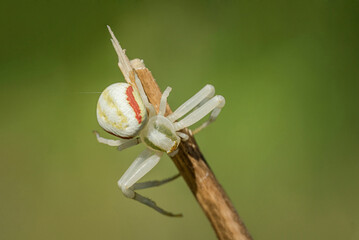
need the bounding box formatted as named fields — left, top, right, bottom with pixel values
left=108, top=27, right=252, bottom=239
left=132, top=60, right=252, bottom=240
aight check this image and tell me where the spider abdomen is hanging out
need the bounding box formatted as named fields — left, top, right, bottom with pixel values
left=97, top=82, right=147, bottom=139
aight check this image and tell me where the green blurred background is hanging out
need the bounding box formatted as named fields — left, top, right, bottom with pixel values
left=1, top=0, right=358, bottom=239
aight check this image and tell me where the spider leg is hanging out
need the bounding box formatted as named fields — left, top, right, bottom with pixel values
left=168, top=149, right=179, bottom=157
left=134, top=74, right=156, bottom=117
left=118, top=149, right=182, bottom=217
left=191, top=104, right=223, bottom=135
left=167, top=84, right=215, bottom=122
left=132, top=173, right=180, bottom=190
left=133, top=192, right=182, bottom=217
left=173, top=95, right=225, bottom=133
left=159, top=87, right=172, bottom=116
left=93, top=131, right=140, bottom=151
left=176, top=132, right=189, bottom=141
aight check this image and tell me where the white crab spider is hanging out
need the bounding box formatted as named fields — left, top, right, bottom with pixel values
left=94, top=27, right=225, bottom=217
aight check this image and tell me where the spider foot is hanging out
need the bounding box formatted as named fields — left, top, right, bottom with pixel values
left=133, top=192, right=183, bottom=217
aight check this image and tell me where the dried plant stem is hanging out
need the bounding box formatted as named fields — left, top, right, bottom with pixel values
left=132, top=61, right=252, bottom=240
left=108, top=27, right=252, bottom=239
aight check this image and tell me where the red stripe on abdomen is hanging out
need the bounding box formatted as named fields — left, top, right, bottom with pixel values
left=126, top=86, right=142, bottom=124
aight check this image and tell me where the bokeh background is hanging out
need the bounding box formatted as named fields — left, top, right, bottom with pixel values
left=1, top=1, right=358, bottom=239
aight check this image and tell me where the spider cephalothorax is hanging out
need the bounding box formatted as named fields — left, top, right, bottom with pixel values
left=94, top=26, right=225, bottom=217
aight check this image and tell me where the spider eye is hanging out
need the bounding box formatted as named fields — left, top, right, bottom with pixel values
left=97, top=82, right=147, bottom=138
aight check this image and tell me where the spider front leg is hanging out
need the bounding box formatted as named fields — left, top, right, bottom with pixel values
left=159, top=87, right=172, bottom=116
left=191, top=97, right=225, bottom=135
left=167, top=84, right=215, bottom=123
left=118, top=149, right=182, bottom=217
left=169, top=84, right=225, bottom=134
